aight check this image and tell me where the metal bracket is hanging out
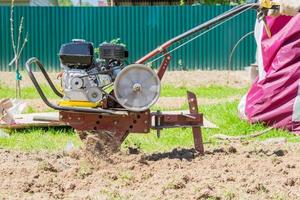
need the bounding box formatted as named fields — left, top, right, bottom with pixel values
left=157, top=51, right=171, bottom=80
left=151, top=91, right=204, bottom=154
left=60, top=110, right=151, bottom=143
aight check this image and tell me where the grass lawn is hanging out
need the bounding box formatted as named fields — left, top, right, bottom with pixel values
left=0, top=84, right=59, bottom=99
left=0, top=128, right=81, bottom=151
left=0, top=84, right=299, bottom=152
left=161, top=85, right=247, bottom=98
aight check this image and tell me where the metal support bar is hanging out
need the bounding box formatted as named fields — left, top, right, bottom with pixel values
left=136, top=3, right=260, bottom=64
left=157, top=52, right=171, bottom=80
left=151, top=112, right=203, bottom=129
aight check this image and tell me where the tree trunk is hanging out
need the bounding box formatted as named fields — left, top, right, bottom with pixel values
left=15, top=60, right=21, bottom=98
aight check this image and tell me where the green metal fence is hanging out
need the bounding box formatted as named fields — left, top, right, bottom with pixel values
left=0, top=5, right=256, bottom=71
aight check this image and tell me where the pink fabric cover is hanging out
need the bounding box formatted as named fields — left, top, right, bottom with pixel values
left=245, top=14, right=300, bottom=132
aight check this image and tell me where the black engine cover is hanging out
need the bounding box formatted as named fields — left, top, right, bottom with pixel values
left=100, top=43, right=128, bottom=61
left=59, top=40, right=93, bottom=68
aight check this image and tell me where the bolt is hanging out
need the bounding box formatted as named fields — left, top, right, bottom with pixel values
left=145, top=112, right=148, bottom=115
left=114, top=121, right=118, bottom=125
left=144, top=120, right=148, bottom=124
left=77, top=117, right=81, bottom=120
left=68, top=117, right=72, bottom=120
left=133, top=83, right=142, bottom=92
left=144, top=129, right=148, bottom=133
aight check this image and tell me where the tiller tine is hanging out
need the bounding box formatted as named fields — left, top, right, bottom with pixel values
left=151, top=91, right=204, bottom=154
left=187, top=91, right=204, bottom=154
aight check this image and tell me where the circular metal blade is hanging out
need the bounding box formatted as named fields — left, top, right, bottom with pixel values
left=114, top=64, right=161, bottom=111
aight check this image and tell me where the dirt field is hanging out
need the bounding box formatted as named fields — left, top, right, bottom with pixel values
left=0, top=71, right=250, bottom=88
left=2, top=70, right=299, bottom=200
left=0, top=142, right=299, bottom=200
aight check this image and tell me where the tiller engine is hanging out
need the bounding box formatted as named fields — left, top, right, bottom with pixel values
left=25, top=2, right=276, bottom=154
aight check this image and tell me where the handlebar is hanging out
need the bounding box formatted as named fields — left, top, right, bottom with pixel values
left=136, top=3, right=260, bottom=64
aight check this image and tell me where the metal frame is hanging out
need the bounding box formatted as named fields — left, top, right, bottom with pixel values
left=60, top=91, right=204, bottom=153
left=25, top=3, right=269, bottom=154
left=26, top=58, right=204, bottom=153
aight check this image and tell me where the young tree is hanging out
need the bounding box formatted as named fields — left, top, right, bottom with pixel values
left=9, top=0, right=28, bottom=98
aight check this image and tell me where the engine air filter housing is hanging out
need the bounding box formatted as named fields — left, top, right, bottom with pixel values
left=59, top=40, right=94, bottom=68
left=100, top=43, right=128, bottom=60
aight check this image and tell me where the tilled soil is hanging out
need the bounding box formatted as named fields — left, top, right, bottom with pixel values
left=0, top=142, right=299, bottom=200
